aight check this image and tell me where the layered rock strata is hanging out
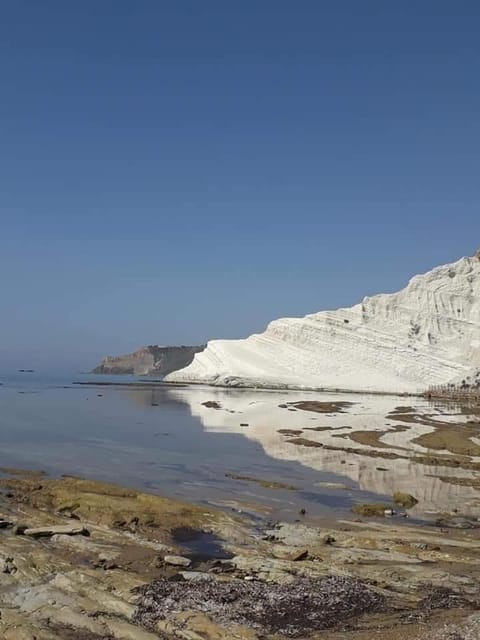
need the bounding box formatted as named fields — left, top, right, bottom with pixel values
left=168, top=253, right=480, bottom=393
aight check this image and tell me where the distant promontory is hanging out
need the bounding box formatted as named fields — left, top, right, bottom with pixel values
left=92, top=345, right=206, bottom=377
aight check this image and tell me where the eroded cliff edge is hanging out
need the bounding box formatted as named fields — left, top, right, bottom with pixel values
left=93, top=344, right=206, bottom=376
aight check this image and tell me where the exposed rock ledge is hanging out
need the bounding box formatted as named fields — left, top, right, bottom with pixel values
left=167, top=251, right=480, bottom=393
left=92, top=344, right=206, bottom=376
left=0, top=471, right=479, bottom=639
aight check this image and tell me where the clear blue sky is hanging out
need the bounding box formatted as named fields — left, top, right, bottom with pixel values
left=1, top=1, right=479, bottom=371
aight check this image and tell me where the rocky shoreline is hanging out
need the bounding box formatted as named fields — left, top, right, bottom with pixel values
left=0, top=471, right=479, bottom=639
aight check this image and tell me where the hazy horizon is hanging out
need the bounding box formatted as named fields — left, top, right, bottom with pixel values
left=1, top=2, right=479, bottom=371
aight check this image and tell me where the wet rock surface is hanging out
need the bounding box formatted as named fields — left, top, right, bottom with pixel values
left=0, top=471, right=479, bottom=639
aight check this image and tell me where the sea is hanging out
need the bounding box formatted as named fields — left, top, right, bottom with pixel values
left=0, top=371, right=478, bottom=523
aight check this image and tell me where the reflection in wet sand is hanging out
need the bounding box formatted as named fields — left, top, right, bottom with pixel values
left=167, top=387, right=480, bottom=518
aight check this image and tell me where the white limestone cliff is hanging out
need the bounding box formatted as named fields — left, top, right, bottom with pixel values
left=167, top=252, right=480, bottom=393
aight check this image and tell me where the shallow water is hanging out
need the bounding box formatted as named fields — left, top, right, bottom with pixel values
left=0, top=372, right=479, bottom=522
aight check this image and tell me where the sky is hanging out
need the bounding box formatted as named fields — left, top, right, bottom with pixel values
left=1, top=1, right=479, bottom=372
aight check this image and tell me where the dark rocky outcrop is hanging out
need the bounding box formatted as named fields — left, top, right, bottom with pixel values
left=92, top=344, right=206, bottom=377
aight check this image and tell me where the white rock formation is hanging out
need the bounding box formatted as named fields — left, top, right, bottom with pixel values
left=167, top=253, right=480, bottom=393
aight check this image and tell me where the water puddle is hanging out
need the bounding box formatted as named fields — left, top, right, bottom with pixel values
left=172, top=526, right=233, bottom=561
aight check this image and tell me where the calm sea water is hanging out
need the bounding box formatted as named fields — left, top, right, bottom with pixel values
left=0, top=371, right=477, bottom=522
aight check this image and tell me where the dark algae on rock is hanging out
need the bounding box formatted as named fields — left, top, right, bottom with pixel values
left=225, top=473, right=299, bottom=490
left=133, top=575, right=385, bottom=637
left=393, top=492, right=419, bottom=508
left=284, top=400, right=355, bottom=413
left=352, top=503, right=392, bottom=517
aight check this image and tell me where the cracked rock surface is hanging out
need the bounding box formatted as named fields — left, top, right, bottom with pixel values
left=0, top=472, right=479, bottom=639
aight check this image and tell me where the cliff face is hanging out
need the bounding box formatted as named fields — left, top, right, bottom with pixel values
left=166, top=252, right=480, bottom=393
left=92, top=345, right=206, bottom=377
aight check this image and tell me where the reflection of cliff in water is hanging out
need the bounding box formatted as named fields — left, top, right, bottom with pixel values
left=126, top=386, right=189, bottom=409
left=166, top=387, right=480, bottom=517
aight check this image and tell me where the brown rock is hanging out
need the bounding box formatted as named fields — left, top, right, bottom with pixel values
left=291, top=549, right=309, bottom=561
left=164, top=554, right=191, bottom=567
left=24, top=524, right=90, bottom=538
left=393, top=492, right=418, bottom=509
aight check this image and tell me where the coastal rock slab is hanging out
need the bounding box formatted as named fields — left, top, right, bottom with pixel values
left=164, top=555, right=191, bottom=568
left=24, top=525, right=90, bottom=538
